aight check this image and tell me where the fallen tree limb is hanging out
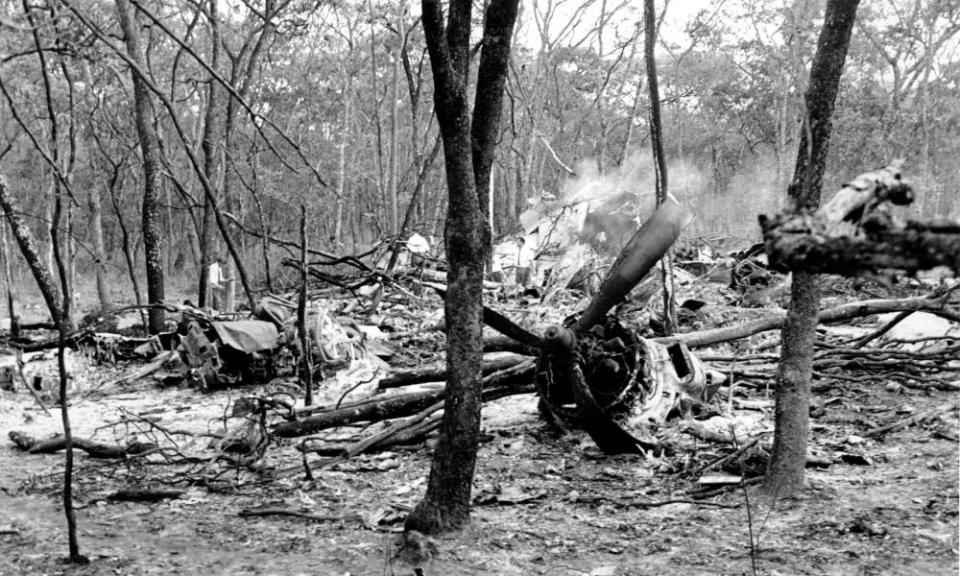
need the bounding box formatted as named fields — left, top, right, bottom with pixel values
left=274, top=360, right=536, bottom=438
left=302, top=383, right=537, bottom=458
left=378, top=353, right=531, bottom=389
left=345, top=383, right=536, bottom=457
left=295, top=386, right=441, bottom=417
left=483, top=335, right=537, bottom=355
left=99, top=350, right=178, bottom=388
left=238, top=507, right=340, bottom=522
left=275, top=388, right=444, bottom=438
left=688, top=436, right=765, bottom=478
left=864, top=403, right=957, bottom=438
left=574, top=495, right=739, bottom=509
left=9, top=431, right=157, bottom=459
left=106, top=489, right=184, bottom=502
left=664, top=296, right=960, bottom=348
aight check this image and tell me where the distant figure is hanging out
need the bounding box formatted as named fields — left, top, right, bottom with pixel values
left=515, top=236, right=535, bottom=290
left=207, top=256, right=226, bottom=310
left=406, top=232, right=431, bottom=268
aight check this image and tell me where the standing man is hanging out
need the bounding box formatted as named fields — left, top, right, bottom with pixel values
left=514, top=236, right=535, bottom=299
left=207, top=256, right=226, bottom=311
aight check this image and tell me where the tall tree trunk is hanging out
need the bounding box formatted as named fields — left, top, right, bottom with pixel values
left=198, top=0, right=221, bottom=307
left=44, top=186, right=54, bottom=279
left=334, top=96, right=348, bottom=247
left=298, top=205, right=312, bottom=406
left=116, top=0, right=165, bottom=333
left=216, top=0, right=276, bottom=307
left=404, top=0, right=519, bottom=536
left=90, top=188, right=113, bottom=311
left=472, top=3, right=517, bottom=258
left=59, top=47, right=79, bottom=330
left=643, top=0, right=675, bottom=335
left=387, top=1, right=404, bottom=237
left=65, top=202, right=76, bottom=324
left=110, top=183, right=148, bottom=329
left=0, top=217, right=19, bottom=337
left=249, top=149, right=272, bottom=291
left=765, top=0, right=860, bottom=497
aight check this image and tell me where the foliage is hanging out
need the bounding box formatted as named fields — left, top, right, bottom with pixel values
left=0, top=0, right=957, bottom=306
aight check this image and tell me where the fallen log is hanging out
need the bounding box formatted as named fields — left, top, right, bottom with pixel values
left=9, top=431, right=156, bottom=459
left=273, top=359, right=535, bottom=438
left=378, top=353, right=531, bottom=389
left=274, top=388, right=444, bottom=437
left=106, top=489, right=184, bottom=502
left=302, top=383, right=537, bottom=457
left=239, top=507, right=341, bottom=523
left=864, top=403, right=957, bottom=438
left=663, top=296, right=960, bottom=349
left=483, top=335, right=537, bottom=355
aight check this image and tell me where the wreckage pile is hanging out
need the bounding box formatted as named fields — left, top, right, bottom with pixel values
left=4, top=162, right=959, bottom=495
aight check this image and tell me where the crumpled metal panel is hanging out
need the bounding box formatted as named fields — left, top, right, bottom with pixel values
left=211, top=320, right=279, bottom=353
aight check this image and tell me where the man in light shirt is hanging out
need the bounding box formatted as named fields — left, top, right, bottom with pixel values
left=514, top=237, right=535, bottom=300
left=207, top=256, right=226, bottom=310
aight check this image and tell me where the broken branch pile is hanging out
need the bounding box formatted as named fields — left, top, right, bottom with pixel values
left=704, top=338, right=960, bottom=391
left=273, top=359, right=536, bottom=446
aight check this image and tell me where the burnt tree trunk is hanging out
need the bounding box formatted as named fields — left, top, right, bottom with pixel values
left=116, top=0, right=165, bottom=333
left=765, top=0, right=860, bottom=497
left=404, top=0, right=519, bottom=535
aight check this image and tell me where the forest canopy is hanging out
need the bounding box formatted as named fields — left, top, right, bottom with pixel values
left=0, top=0, right=957, bottom=310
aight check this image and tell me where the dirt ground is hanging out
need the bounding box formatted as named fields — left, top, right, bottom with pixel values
left=0, top=338, right=957, bottom=576
left=0, top=271, right=958, bottom=576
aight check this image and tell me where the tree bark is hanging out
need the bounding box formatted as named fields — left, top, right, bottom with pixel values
left=643, top=0, right=677, bottom=336
left=89, top=187, right=113, bottom=312
left=471, top=0, right=519, bottom=259
left=109, top=178, right=148, bottom=330
left=404, top=0, right=519, bottom=536
left=765, top=0, right=860, bottom=498
left=0, top=174, right=63, bottom=326
left=0, top=218, right=19, bottom=338
left=116, top=0, right=165, bottom=334
left=198, top=0, right=221, bottom=308
left=298, top=205, right=313, bottom=406
left=249, top=148, right=272, bottom=291
left=387, top=1, right=404, bottom=237
left=0, top=168, right=80, bottom=561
